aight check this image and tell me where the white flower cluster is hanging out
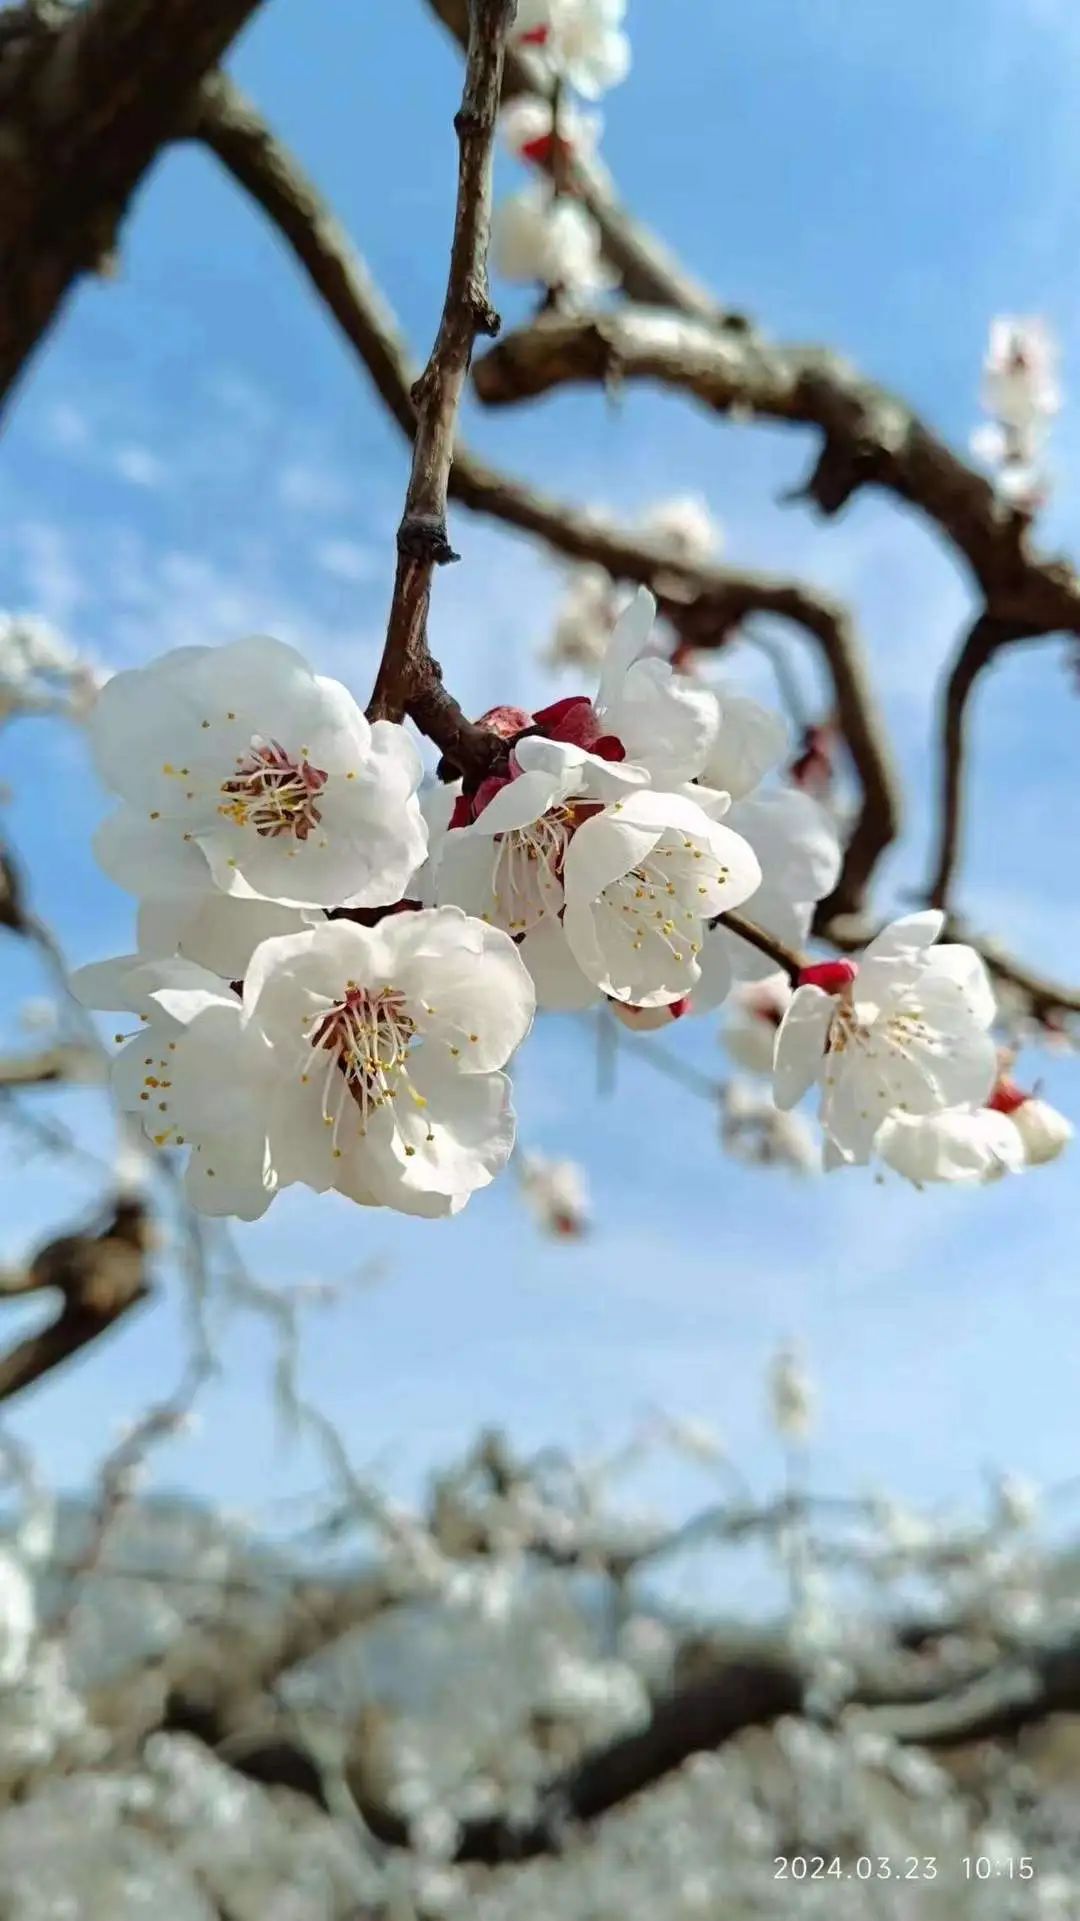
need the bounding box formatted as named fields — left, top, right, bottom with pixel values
left=76, top=636, right=535, bottom=1222
left=971, top=315, right=1061, bottom=507
left=0, top=612, right=103, bottom=725
left=491, top=2, right=629, bottom=298
left=72, top=612, right=1069, bottom=1221
left=773, top=912, right=1071, bottom=1184
left=424, top=588, right=836, bottom=1020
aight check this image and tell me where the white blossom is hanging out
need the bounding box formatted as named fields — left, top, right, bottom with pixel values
left=78, top=910, right=534, bottom=1220
left=769, top=1346, right=815, bottom=1441
left=721, top=1080, right=820, bottom=1173
left=562, top=788, right=761, bottom=1008
left=77, top=952, right=282, bottom=1220
left=1008, top=1091, right=1073, bottom=1166
left=638, top=494, right=721, bottom=565
left=89, top=635, right=427, bottom=911
left=721, top=977, right=792, bottom=1076
left=543, top=566, right=619, bottom=673
left=973, top=315, right=1060, bottom=503
left=237, top=909, right=534, bottom=1217
left=699, top=688, right=790, bottom=801
left=876, top=1104, right=1024, bottom=1187
left=500, top=93, right=601, bottom=164
left=0, top=612, right=102, bottom=723
left=519, top=1151, right=590, bottom=1237
left=490, top=186, right=615, bottom=297
left=514, top=0, right=631, bottom=99
left=996, top=1471, right=1040, bottom=1531
left=694, top=789, right=840, bottom=1013
left=982, top=315, right=1060, bottom=438
left=592, top=589, right=720, bottom=785
left=774, top=913, right=998, bottom=1168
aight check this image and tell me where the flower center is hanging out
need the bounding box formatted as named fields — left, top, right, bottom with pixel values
left=605, top=844, right=711, bottom=966
left=219, top=738, right=328, bottom=840
left=306, top=985, right=419, bottom=1143
left=490, top=804, right=579, bottom=934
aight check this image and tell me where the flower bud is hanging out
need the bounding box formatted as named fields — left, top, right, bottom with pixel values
left=1009, top=1095, right=1073, bottom=1167
left=797, top=959, right=858, bottom=994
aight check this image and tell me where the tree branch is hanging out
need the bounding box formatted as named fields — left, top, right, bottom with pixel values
left=0, top=0, right=267, bottom=412
left=191, top=83, right=1074, bottom=1012
left=472, top=308, right=1080, bottom=627
left=192, top=78, right=898, bottom=870
left=0, top=1198, right=151, bottom=1405
left=366, top=0, right=514, bottom=751
left=926, top=611, right=1031, bottom=911
left=420, top=0, right=735, bottom=324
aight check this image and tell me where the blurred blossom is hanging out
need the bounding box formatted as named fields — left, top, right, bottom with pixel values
left=768, top=1345, right=816, bottom=1441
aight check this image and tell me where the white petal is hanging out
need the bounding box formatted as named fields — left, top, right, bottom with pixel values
left=596, top=587, right=656, bottom=714
left=94, top=808, right=214, bottom=899
left=702, top=694, right=789, bottom=801
left=603, top=657, right=719, bottom=783
left=862, top=910, right=945, bottom=967
left=925, top=943, right=997, bottom=1030
left=70, top=956, right=143, bottom=1013
left=519, top=919, right=600, bottom=1012
left=877, top=1108, right=1024, bottom=1186
left=773, top=985, right=832, bottom=1108
left=688, top=930, right=734, bottom=1014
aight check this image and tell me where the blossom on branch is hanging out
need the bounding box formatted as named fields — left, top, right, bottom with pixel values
left=875, top=1072, right=1073, bottom=1187
left=513, top=0, right=631, bottom=99
left=500, top=93, right=601, bottom=167
left=490, top=185, right=615, bottom=299
left=774, top=912, right=998, bottom=1170
left=721, top=977, right=792, bottom=1076
left=77, top=910, right=536, bottom=1221
left=972, top=315, right=1061, bottom=506
left=88, top=636, right=426, bottom=911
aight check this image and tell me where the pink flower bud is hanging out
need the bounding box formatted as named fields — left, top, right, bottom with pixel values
left=476, top=703, right=534, bottom=739
left=798, top=959, right=858, bottom=994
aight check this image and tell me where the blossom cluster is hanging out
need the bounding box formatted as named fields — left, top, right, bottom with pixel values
left=421, top=588, right=836, bottom=1020
left=491, top=1, right=629, bottom=299
left=772, top=912, right=1071, bottom=1183
left=971, top=315, right=1061, bottom=508
left=76, top=637, right=534, bottom=1222
left=74, top=598, right=1069, bottom=1221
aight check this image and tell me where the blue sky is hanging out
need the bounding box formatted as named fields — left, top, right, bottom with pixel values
left=0, top=0, right=1079, bottom=1603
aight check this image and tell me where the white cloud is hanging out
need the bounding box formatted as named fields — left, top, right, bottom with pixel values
left=277, top=461, right=355, bottom=515
left=112, top=444, right=167, bottom=490
left=312, top=537, right=380, bottom=584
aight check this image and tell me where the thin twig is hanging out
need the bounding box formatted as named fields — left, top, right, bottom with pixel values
left=366, top=0, right=514, bottom=750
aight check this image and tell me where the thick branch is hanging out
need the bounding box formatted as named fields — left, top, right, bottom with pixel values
left=366, top=0, right=514, bottom=736
left=0, top=1198, right=151, bottom=1405
left=472, top=308, right=1080, bottom=629
left=0, top=0, right=266, bottom=411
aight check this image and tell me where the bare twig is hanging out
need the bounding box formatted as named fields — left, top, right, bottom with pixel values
left=366, top=0, right=514, bottom=757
